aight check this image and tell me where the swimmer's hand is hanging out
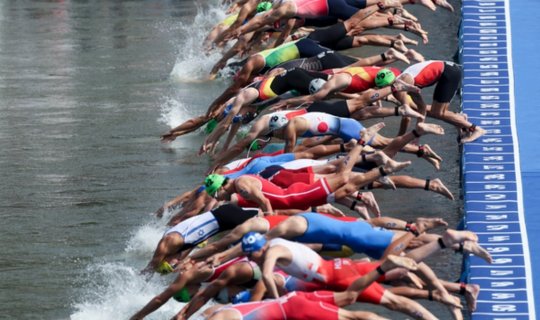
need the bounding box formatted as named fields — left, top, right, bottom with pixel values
left=153, top=206, right=165, bottom=218
left=160, top=132, right=177, bottom=143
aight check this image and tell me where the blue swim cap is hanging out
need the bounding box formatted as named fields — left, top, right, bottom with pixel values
left=241, top=232, right=267, bottom=253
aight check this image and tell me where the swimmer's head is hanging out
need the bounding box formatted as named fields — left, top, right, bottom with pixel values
left=375, top=68, right=396, bottom=87
left=309, top=78, right=327, bottom=94
left=204, top=174, right=227, bottom=197
left=268, top=114, right=289, bottom=131
left=205, top=118, right=218, bottom=134
left=156, top=261, right=175, bottom=275
left=241, top=232, right=267, bottom=253
left=247, top=140, right=262, bottom=151
left=172, top=287, right=192, bottom=303
left=257, top=1, right=273, bottom=12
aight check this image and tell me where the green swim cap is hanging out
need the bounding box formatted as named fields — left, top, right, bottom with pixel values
left=173, top=287, right=192, bottom=303
left=374, top=68, right=396, bottom=87
left=204, top=174, right=226, bottom=197
left=257, top=1, right=272, bottom=12
left=205, top=118, right=218, bottom=135
left=247, top=140, right=262, bottom=152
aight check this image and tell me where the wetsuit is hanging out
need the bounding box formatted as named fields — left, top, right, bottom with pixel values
left=293, top=212, right=394, bottom=259
left=164, top=204, right=259, bottom=250
left=276, top=264, right=386, bottom=304
left=272, top=51, right=357, bottom=72
left=235, top=175, right=332, bottom=210
left=296, top=112, right=366, bottom=142
left=251, top=68, right=329, bottom=102
left=337, top=66, right=402, bottom=93
left=269, top=238, right=363, bottom=287
left=212, top=291, right=342, bottom=320
left=256, top=38, right=331, bottom=72
left=400, top=60, right=462, bottom=102
left=288, top=0, right=368, bottom=20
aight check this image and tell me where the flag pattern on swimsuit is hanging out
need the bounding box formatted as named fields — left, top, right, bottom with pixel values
left=401, top=60, right=445, bottom=88
left=163, top=211, right=219, bottom=246
left=341, top=66, right=401, bottom=93
left=258, top=76, right=278, bottom=101
left=298, top=112, right=340, bottom=137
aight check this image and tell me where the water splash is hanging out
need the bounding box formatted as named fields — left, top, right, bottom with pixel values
left=70, top=262, right=181, bottom=320
left=158, top=97, right=197, bottom=129
left=169, top=5, right=228, bottom=81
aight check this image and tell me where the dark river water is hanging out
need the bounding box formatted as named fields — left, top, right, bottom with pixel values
left=0, top=0, right=464, bottom=319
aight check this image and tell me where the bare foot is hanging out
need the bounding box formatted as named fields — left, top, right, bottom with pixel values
left=416, top=122, right=445, bottom=136
left=405, top=49, right=425, bottom=62
left=317, top=203, right=346, bottom=217
left=433, top=290, right=463, bottom=309
left=417, top=0, right=436, bottom=11
left=396, top=8, right=419, bottom=22
left=398, top=104, right=425, bottom=119
left=397, top=33, right=418, bottom=45
left=464, top=283, right=480, bottom=312
left=383, top=159, right=412, bottom=174
left=420, top=144, right=443, bottom=161
left=404, top=271, right=423, bottom=288
left=344, top=138, right=360, bottom=151
left=378, top=176, right=397, bottom=190
left=353, top=202, right=371, bottom=220
left=421, top=33, right=429, bottom=44
left=429, top=178, right=454, bottom=200
left=442, top=230, right=479, bottom=247
left=365, top=150, right=391, bottom=166
left=384, top=48, right=410, bottom=64
left=385, top=94, right=401, bottom=105
left=359, top=192, right=381, bottom=217
left=424, top=156, right=441, bottom=171
left=463, top=240, right=493, bottom=264
left=383, top=254, right=419, bottom=272
left=392, top=39, right=408, bottom=52
left=415, top=217, right=448, bottom=232
left=393, top=79, right=421, bottom=94
left=448, top=305, right=464, bottom=320
left=460, top=126, right=486, bottom=144
left=360, top=122, right=385, bottom=144
left=433, top=0, right=454, bottom=12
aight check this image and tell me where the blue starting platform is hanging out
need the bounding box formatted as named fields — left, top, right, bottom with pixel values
left=460, top=0, right=539, bottom=319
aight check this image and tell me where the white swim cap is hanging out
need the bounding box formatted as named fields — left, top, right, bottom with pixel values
left=309, top=78, right=327, bottom=94
left=268, top=114, right=289, bottom=130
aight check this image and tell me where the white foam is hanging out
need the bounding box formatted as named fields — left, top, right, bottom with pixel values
left=169, top=5, right=228, bottom=81
left=158, top=97, right=197, bottom=129
left=70, top=262, right=182, bottom=320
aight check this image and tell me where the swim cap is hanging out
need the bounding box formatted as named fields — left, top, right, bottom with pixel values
left=156, top=261, right=174, bottom=275
left=232, top=290, right=252, bottom=304
left=268, top=114, right=289, bottom=130
left=309, top=78, right=327, bottom=94
left=173, top=287, right=192, bottom=303
left=205, top=118, right=218, bottom=134
left=257, top=1, right=272, bottom=12
left=247, top=140, right=261, bottom=151
left=241, top=232, right=267, bottom=253
left=374, top=68, right=396, bottom=87
left=204, top=174, right=226, bottom=197
left=236, top=127, right=250, bottom=141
